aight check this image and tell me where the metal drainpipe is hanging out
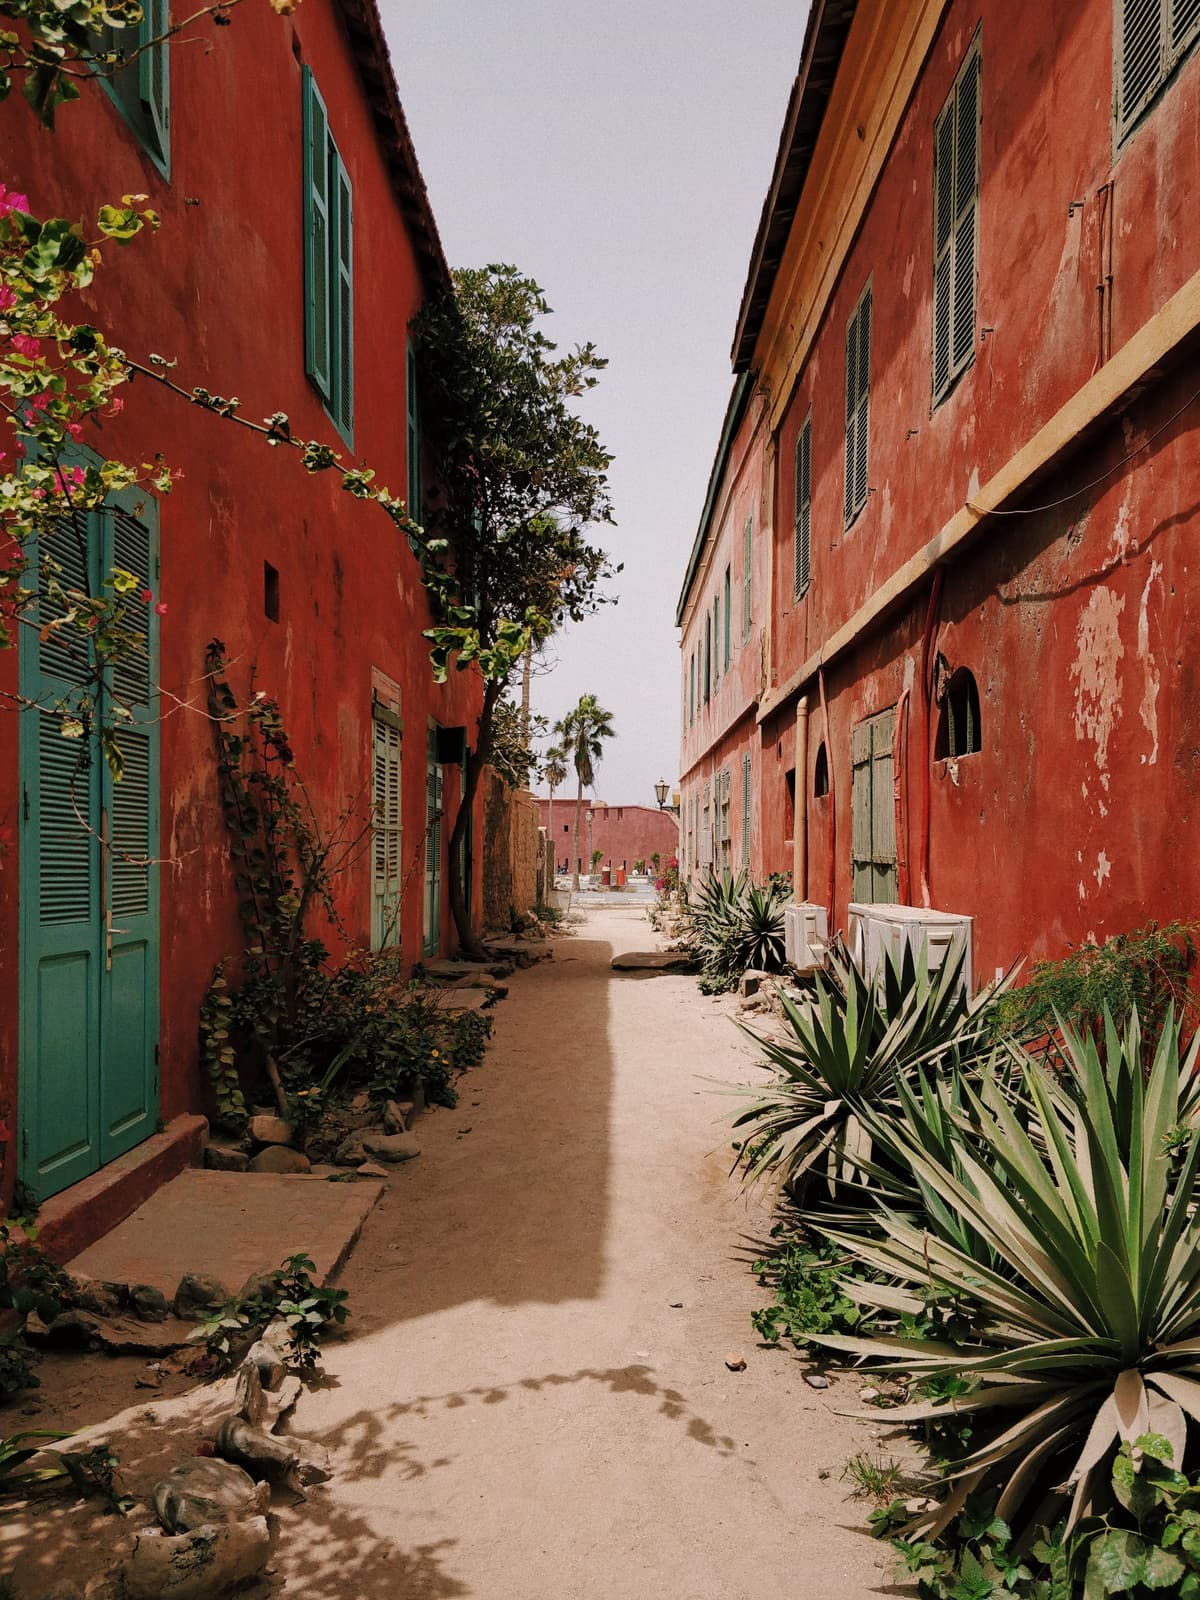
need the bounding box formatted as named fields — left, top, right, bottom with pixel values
left=793, top=695, right=809, bottom=901
left=918, top=568, right=945, bottom=909
left=818, top=665, right=835, bottom=927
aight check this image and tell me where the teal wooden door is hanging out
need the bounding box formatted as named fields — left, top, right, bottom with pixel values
left=850, top=707, right=898, bottom=904
left=18, top=477, right=160, bottom=1202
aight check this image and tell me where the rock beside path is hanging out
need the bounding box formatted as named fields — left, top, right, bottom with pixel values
left=361, top=1131, right=422, bottom=1164
left=249, top=1146, right=311, bottom=1174
left=151, top=1458, right=268, bottom=1533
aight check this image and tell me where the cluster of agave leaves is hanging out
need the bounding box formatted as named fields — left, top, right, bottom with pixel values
left=689, top=868, right=789, bottom=988
left=729, top=939, right=1200, bottom=1544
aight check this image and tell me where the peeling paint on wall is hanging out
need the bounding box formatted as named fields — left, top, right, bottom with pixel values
left=1069, top=586, right=1125, bottom=798
left=1138, top=559, right=1163, bottom=765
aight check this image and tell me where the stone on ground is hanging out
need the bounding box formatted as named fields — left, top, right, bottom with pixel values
left=202, top=1143, right=249, bottom=1173
left=249, top=1145, right=311, bottom=1174
left=151, top=1458, right=268, bottom=1532
left=173, top=1272, right=230, bottom=1318
left=247, top=1114, right=293, bottom=1147
left=361, top=1131, right=421, bottom=1163
left=610, top=949, right=693, bottom=971
left=121, top=1516, right=271, bottom=1600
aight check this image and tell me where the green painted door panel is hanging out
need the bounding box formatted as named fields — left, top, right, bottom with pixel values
left=18, top=461, right=160, bottom=1202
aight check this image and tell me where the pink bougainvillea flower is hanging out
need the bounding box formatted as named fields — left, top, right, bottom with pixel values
left=140, top=587, right=153, bottom=604
left=26, top=392, right=51, bottom=411
left=154, top=601, right=168, bottom=616
left=66, top=421, right=84, bottom=441
left=54, top=465, right=85, bottom=493
left=10, top=334, right=39, bottom=358
left=0, top=285, right=15, bottom=311
left=106, top=397, right=124, bottom=416
left=0, top=186, right=30, bottom=219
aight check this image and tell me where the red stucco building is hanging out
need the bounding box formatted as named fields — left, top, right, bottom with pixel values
left=0, top=0, right=483, bottom=1220
left=536, top=798, right=678, bottom=876
left=680, top=0, right=1200, bottom=984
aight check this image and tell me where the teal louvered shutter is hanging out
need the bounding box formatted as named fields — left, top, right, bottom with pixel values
left=704, top=615, right=711, bottom=702
left=932, top=96, right=955, bottom=398
left=951, top=49, right=980, bottom=375
left=742, top=516, right=752, bottom=639
left=794, top=416, right=812, bottom=598
left=406, top=341, right=422, bottom=522
left=99, top=486, right=160, bottom=1162
left=844, top=290, right=871, bottom=524
left=138, top=0, right=169, bottom=164
left=333, top=157, right=354, bottom=437
left=303, top=68, right=332, bottom=402
left=723, top=566, right=731, bottom=667
left=712, top=596, right=719, bottom=686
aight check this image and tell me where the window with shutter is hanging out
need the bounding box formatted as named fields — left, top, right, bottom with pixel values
left=371, top=700, right=402, bottom=949
left=704, top=615, right=711, bottom=704
left=742, top=516, right=752, bottom=640
left=843, top=286, right=872, bottom=527
left=712, top=595, right=719, bottom=687
left=723, top=566, right=731, bottom=668
left=933, top=34, right=982, bottom=406
left=1116, top=0, right=1200, bottom=138
left=303, top=68, right=354, bottom=446
left=98, top=0, right=170, bottom=175
left=794, top=414, right=812, bottom=598
left=741, top=753, right=751, bottom=867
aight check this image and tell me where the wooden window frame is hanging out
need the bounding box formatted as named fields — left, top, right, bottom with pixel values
left=98, top=0, right=170, bottom=177
left=843, top=282, right=873, bottom=528
left=932, top=32, right=982, bottom=409
left=303, top=67, right=354, bottom=448
left=794, top=412, right=812, bottom=599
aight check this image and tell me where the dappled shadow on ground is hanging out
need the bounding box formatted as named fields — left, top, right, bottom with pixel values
left=270, top=1508, right=468, bottom=1600
left=344, top=935, right=617, bottom=1327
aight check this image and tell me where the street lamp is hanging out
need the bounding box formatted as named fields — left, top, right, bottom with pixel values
left=654, top=778, right=670, bottom=811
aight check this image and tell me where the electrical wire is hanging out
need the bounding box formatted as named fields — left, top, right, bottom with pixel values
left=965, top=378, right=1200, bottom=518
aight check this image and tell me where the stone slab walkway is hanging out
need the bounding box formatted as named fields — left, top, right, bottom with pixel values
left=67, top=1170, right=383, bottom=1296
left=268, top=906, right=886, bottom=1599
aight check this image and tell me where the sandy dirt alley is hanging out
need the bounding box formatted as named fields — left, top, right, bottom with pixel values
left=271, top=907, right=889, bottom=1599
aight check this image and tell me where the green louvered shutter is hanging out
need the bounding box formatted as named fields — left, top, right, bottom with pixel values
left=723, top=566, right=731, bottom=667
left=712, top=595, right=719, bottom=686
left=741, top=753, right=751, bottom=867
left=138, top=0, right=169, bottom=165
left=844, top=289, right=871, bottom=525
left=742, top=516, right=752, bottom=639
left=794, top=415, right=812, bottom=598
left=303, top=68, right=332, bottom=402
left=1117, top=0, right=1200, bottom=138
left=332, top=156, right=354, bottom=438
left=372, top=703, right=402, bottom=948
left=933, top=37, right=981, bottom=403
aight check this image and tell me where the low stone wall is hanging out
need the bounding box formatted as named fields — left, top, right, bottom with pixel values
left=482, top=771, right=542, bottom=931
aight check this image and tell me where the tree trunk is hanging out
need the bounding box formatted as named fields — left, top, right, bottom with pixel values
left=571, top=774, right=583, bottom=891
left=447, top=677, right=504, bottom=960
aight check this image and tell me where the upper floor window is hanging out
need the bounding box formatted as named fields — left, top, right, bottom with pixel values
left=844, top=283, right=872, bottom=527
left=933, top=33, right=982, bottom=406
left=704, top=614, right=712, bottom=703
left=742, top=515, right=752, bottom=640
left=99, top=0, right=169, bottom=176
left=1117, top=0, right=1200, bottom=139
left=303, top=67, right=354, bottom=446
left=723, top=565, right=731, bottom=668
left=794, top=414, right=812, bottom=599
left=712, top=594, right=719, bottom=687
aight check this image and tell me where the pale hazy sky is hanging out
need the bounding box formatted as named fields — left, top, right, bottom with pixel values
left=382, top=3, right=806, bottom=802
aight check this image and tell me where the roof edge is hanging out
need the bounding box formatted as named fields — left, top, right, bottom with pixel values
left=333, top=0, right=452, bottom=298
left=729, top=0, right=858, bottom=372
left=675, top=371, right=754, bottom=627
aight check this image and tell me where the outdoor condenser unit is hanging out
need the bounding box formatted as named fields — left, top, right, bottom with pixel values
left=846, top=903, right=973, bottom=994
left=784, top=902, right=829, bottom=972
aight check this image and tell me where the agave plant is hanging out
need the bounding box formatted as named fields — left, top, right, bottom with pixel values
left=729, top=936, right=1002, bottom=1198
left=736, top=881, right=788, bottom=974
left=809, top=1010, right=1200, bottom=1541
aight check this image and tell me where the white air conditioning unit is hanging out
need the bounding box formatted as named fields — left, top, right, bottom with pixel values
left=784, top=902, right=829, bottom=972
left=846, top=903, right=973, bottom=994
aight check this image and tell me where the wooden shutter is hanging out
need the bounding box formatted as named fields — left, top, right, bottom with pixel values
left=372, top=704, right=401, bottom=948
left=138, top=0, right=169, bottom=164
left=794, top=415, right=812, bottom=598
left=303, top=68, right=332, bottom=401
left=1171, top=0, right=1200, bottom=48
left=933, top=37, right=981, bottom=403
left=741, top=754, right=751, bottom=866
left=1117, top=0, right=1200, bottom=138
left=742, top=516, right=752, bottom=639
left=704, top=615, right=711, bottom=702
left=333, top=156, right=354, bottom=437
left=711, top=596, right=719, bottom=685
left=844, top=289, right=871, bottom=525
left=723, top=566, right=731, bottom=667
left=406, top=340, right=421, bottom=522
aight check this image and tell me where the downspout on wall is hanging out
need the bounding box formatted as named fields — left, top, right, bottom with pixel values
left=793, top=696, right=809, bottom=899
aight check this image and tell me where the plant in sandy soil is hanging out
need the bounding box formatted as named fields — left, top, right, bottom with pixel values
left=190, top=1253, right=349, bottom=1375
left=808, top=1012, right=1200, bottom=1546
left=0, top=1220, right=72, bottom=1400
left=842, top=1452, right=921, bottom=1507
left=688, top=870, right=790, bottom=994
left=991, top=921, right=1196, bottom=1069
left=728, top=937, right=999, bottom=1199
left=749, top=1222, right=876, bottom=1351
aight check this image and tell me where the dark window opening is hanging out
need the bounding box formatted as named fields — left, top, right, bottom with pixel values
left=784, top=767, right=796, bottom=838
left=935, top=667, right=982, bottom=758
left=264, top=561, right=280, bottom=622
left=814, top=741, right=829, bottom=797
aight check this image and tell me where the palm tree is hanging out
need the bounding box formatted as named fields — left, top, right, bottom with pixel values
left=542, top=743, right=568, bottom=873
left=554, top=694, right=615, bottom=890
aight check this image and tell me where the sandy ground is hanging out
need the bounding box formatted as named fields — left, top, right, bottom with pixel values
left=269, top=906, right=889, bottom=1599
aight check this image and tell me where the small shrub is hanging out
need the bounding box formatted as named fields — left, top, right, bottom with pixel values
left=750, top=1225, right=874, bottom=1351
left=190, top=1252, right=350, bottom=1374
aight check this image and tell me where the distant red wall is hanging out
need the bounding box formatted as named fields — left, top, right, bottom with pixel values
left=536, top=800, right=678, bottom=872
left=0, top=3, right=481, bottom=1207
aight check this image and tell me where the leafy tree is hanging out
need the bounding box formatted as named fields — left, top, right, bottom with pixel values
left=413, top=265, right=616, bottom=953
left=554, top=693, right=615, bottom=890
